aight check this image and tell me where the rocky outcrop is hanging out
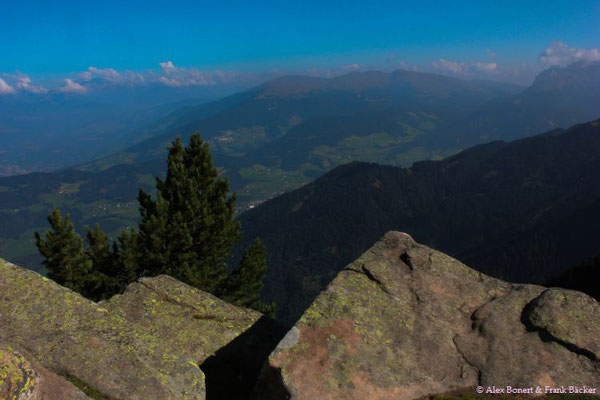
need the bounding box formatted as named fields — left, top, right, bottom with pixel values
left=0, top=258, right=282, bottom=400
left=255, top=232, right=600, bottom=399
left=2, top=233, right=599, bottom=399
left=524, top=288, right=600, bottom=360
left=105, top=275, right=285, bottom=400
left=0, top=344, right=91, bottom=400
left=0, top=258, right=205, bottom=399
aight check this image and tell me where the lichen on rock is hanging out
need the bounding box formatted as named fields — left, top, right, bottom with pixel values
left=0, top=344, right=91, bottom=400
left=0, top=257, right=286, bottom=400
left=104, top=275, right=263, bottom=365
left=0, top=258, right=206, bottom=399
left=0, top=345, right=38, bottom=400
left=524, top=287, right=600, bottom=360
left=254, top=232, right=600, bottom=400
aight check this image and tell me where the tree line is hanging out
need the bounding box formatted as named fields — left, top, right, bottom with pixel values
left=35, top=133, right=274, bottom=315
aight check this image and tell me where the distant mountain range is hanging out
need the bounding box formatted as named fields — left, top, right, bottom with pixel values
left=79, top=62, right=599, bottom=206
left=0, top=83, right=244, bottom=175
left=0, top=62, right=598, bottom=301
left=238, top=120, right=600, bottom=324
left=457, top=61, right=600, bottom=142
left=80, top=69, right=525, bottom=171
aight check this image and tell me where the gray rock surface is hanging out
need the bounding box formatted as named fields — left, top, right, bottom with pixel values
left=0, top=258, right=206, bottom=399
left=0, top=258, right=276, bottom=399
left=254, top=231, right=600, bottom=400
left=0, top=344, right=91, bottom=400
left=524, top=287, right=600, bottom=360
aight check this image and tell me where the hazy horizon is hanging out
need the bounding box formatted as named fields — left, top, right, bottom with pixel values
left=1, top=0, right=599, bottom=96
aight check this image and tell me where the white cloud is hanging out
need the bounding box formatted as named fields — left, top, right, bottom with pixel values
left=81, top=66, right=121, bottom=82
left=0, top=78, right=15, bottom=94
left=432, top=59, right=498, bottom=76
left=539, top=41, right=600, bottom=67
left=158, top=76, right=184, bottom=87
left=474, top=62, right=497, bottom=72
left=0, top=60, right=272, bottom=94
left=15, top=74, right=47, bottom=93
left=432, top=59, right=466, bottom=74
left=60, top=78, right=87, bottom=93
left=159, top=60, right=176, bottom=73
left=79, top=71, right=92, bottom=81
left=79, top=67, right=144, bottom=86
left=156, top=61, right=234, bottom=87
left=124, top=71, right=145, bottom=84
left=486, top=49, right=497, bottom=59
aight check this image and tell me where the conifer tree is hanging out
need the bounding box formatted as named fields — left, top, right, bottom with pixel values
left=137, top=134, right=242, bottom=293
left=35, top=208, right=90, bottom=293
left=83, top=224, right=114, bottom=300
left=36, top=133, right=272, bottom=315
left=224, top=238, right=267, bottom=307
left=222, top=238, right=276, bottom=317
left=111, top=228, right=139, bottom=290
left=85, top=224, right=112, bottom=273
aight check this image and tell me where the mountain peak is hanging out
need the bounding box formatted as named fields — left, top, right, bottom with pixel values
left=530, top=61, right=600, bottom=91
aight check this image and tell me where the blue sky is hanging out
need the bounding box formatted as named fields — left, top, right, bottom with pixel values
left=1, top=0, right=599, bottom=90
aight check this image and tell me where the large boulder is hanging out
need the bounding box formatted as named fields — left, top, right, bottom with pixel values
left=105, top=275, right=285, bottom=400
left=255, top=232, right=600, bottom=399
left=0, top=258, right=283, bottom=399
left=0, top=258, right=205, bottom=399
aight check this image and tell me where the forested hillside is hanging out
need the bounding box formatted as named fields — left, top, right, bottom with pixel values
left=238, top=120, right=600, bottom=323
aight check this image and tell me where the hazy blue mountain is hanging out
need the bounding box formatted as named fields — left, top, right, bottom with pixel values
left=84, top=63, right=600, bottom=175
left=0, top=82, right=247, bottom=175
left=78, top=63, right=598, bottom=210
left=74, top=69, right=528, bottom=212
left=81, top=69, right=524, bottom=170
left=457, top=61, right=600, bottom=143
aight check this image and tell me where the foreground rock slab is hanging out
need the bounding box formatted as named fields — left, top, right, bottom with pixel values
left=0, top=259, right=205, bottom=399
left=254, top=232, right=600, bottom=400
left=0, top=344, right=91, bottom=400
left=105, top=275, right=285, bottom=399
left=0, top=259, right=281, bottom=399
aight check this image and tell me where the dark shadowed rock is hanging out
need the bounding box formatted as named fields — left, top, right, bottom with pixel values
left=0, top=259, right=205, bottom=399
left=254, top=232, right=600, bottom=399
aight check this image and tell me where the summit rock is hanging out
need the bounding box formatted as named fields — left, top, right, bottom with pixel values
left=254, top=232, right=600, bottom=399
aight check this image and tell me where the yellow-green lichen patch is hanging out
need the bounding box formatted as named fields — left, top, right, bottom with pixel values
left=0, top=259, right=206, bottom=399
left=263, top=232, right=600, bottom=400
left=0, top=346, right=38, bottom=400
left=104, top=275, right=263, bottom=368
